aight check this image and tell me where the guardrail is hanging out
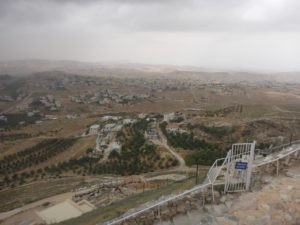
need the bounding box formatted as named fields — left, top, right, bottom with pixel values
left=260, top=140, right=300, bottom=155
left=206, top=156, right=227, bottom=184
left=102, top=140, right=300, bottom=225
left=255, top=144, right=300, bottom=167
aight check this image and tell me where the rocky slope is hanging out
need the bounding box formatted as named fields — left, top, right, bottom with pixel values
left=156, top=165, right=300, bottom=225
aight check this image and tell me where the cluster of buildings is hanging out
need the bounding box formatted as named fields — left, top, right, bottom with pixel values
left=89, top=116, right=139, bottom=159
left=165, top=123, right=187, bottom=134
left=40, top=95, right=61, bottom=111
left=87, top=112, right=189, bottom=159
left=71, top=90, right=150, bottom=106
left=145, top=122, right=160, bottom=140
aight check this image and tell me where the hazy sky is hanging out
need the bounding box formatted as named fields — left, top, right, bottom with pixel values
left=0, top=0, right=300, bottom=71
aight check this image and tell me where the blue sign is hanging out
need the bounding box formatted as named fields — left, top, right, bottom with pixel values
left=235, top=162, right=248, bottom=170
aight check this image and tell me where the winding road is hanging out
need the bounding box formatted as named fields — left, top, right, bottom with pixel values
left=153, top=124, right=187, bottom=170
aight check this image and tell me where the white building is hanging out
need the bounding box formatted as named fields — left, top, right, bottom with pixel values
left=102, top=116, right=120, bottom=121
left=103, top=123, right=116, bottom=132
left=138, top=113, right=147, bottom=119
left=163, top=112, right=183, bottom=122
left=123, top=118, right=137, bottom=125
left=89, top=124, right=100, bottom=135
left=166, top=123, right=187, bottom=134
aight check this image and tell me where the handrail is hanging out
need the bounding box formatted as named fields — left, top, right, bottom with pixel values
left=102, top=140, right=300, bottom=225
left=255, top=146, right=300, bottom=167
left=260, top=140, right=300, bottom=155
left=206, top=156, right=227, bottom=184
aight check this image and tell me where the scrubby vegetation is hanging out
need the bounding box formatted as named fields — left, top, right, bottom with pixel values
left=107, top=118, right=176, bottom=174
left=0, top=138, right=77, bottom=188
left=188, top=123, right=235, bottom=138
left=160, top=122, right=225, bottom=166
left=203, top=105, right=244, bottom=117
left=0, top=113, right=42, bottom=130
left=0, top=133, right=32, bottom=141
left=0, top=138, right=77, bottom=175
left=0, top=119, right=178, bottom=189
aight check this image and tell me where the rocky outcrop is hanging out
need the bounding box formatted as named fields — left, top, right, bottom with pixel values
left=109, top=149, right=300, bottom=225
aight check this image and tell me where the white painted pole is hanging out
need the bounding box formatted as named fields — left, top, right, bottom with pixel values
left=224, top=150, right=231, bottom=193
left=245, top=141, right=255, bottom=191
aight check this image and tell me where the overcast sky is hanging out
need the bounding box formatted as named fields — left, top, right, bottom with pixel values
left=0, top=0, right=300, bottom=71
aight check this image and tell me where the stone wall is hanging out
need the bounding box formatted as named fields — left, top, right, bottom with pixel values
left=108, top=150, right=300, bottom=225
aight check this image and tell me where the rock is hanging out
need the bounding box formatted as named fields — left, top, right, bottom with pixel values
left=286, top=185, right=294, bottom=190
left=260, top=215, right=271, bottom=225
left=212, top=204, right=227, bottom=216
left=220, top=195, right=227, bottom=203
left=216, top=216, right=238, bottom=225
left=172, top=214, right=191, bottom=225
left=204, top=205, right=213, bottom=213
left=280, top=194, right=291, bottom=203
left=246, top=215, right=256, bottom=222
left=155, top=221, right=173, bottom=225
left=187, top=210, right=205, bottom=224
left=225, top=215, right=239, bottom=222
left=213, top=191, right=221, bottom=202
left=260, top=203, right=270, bottom=210
left=199, top=215, right=214, bottom=224
left=224, top=200, right=233, bottom=209
left=176, top=203, right=187, bottom=214
left=269, top=202, right=284, bottom=210
left=284, top=213, right=293, bottom=222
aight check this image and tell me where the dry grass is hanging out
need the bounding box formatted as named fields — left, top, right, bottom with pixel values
left=0, top=177, right=85, bottom=212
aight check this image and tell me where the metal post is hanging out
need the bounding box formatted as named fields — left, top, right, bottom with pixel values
left=224, top=150, right=231, bottom=193
left=195, top=163, right=199, bottom=185
left=158, top=206, right=161, bottom=220
left=245, top=141, right=255, bottom=191
left=211, top=184, right=215, bottom=203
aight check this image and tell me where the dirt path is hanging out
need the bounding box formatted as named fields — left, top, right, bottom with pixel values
left=153, top=124, right=187, bottom=170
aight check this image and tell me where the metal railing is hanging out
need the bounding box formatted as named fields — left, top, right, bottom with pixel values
left=260, top=140, right=300, bottom=155
left=206, top=156, right=227, bottom=184
left=102, top=140, right=300, bottom=225
left=255, top=143, right=300, bottom=167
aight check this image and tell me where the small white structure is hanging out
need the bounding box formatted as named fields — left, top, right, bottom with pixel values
left=123, top=118, right=137, bottom=125
left=89, top=124, right=100, bottom=135
left=138, top=113, right=147, bottom=119
left=164, top=112, right=183, bottom=122
left=102, top=115, right=120, bottom=121
left=108, top=141, right=122, bottom=153
left=166, top=123, right=186, bottom=134
left=37, top=199, right=95, bottom=224
left=103, top=123, right=116, bottom=132
left=112, top=124, right=123, bottom=132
